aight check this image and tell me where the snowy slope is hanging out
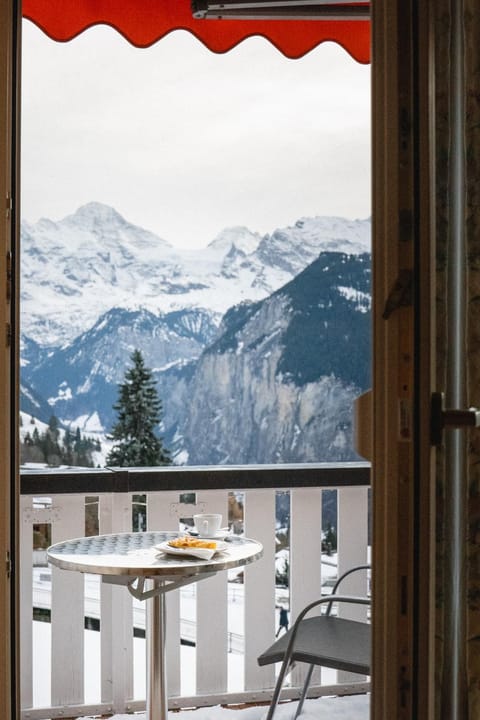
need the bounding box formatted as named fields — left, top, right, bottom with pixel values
left=21, top=202, right=370, bottom=346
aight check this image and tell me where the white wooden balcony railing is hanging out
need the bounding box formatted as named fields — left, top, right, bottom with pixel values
left=20, top=463, right=370, bottom=720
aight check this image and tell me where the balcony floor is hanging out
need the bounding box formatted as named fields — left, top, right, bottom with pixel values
left=79, top=693, right=370, bottom=720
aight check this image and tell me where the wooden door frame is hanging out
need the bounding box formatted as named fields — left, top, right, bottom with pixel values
left=371, top=1, right=436, bottom=718
left=0, top=1, right=20, bottom=718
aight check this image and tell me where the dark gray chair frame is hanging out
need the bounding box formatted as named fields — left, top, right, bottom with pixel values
left=258, top=565, right=371, bottom=720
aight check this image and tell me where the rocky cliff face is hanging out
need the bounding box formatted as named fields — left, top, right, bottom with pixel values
left=176, top=252, right=371, bottom=465
left=182, top=332, right=358, bottom=465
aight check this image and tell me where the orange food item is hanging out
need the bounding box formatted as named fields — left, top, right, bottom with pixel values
left=168, top=536, right=217, bottom=550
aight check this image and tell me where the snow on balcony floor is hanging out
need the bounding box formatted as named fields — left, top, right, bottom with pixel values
left=79, top=694, right=370, bottom=720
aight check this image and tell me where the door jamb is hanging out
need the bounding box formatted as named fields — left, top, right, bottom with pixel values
left=371, top=1, right=436, bottom=718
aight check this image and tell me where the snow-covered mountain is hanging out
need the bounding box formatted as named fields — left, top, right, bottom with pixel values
left=20, top=203, right=372, bottom=465
left=21, top=202, right=371, bottom=346
left=22, top=251, right=372, bottom=465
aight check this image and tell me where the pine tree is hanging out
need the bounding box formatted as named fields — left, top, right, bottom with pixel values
left=48, top=414, right=60, bottom=439
left=106, top=349, right=170, bottom=467
left=43, top=414, right=62, bottom=466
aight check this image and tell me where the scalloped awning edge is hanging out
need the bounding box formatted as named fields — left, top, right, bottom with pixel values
left=22, top=0, right=370, bottom=63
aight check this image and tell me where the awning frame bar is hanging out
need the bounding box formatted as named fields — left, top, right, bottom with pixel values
left=192, top=0, right=370, bottom=20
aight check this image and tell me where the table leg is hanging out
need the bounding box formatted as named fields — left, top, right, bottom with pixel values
left=146, top=588, right=168, bottom=720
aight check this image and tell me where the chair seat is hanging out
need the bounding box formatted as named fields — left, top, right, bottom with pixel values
left=257, top=615, right=370, bottom=676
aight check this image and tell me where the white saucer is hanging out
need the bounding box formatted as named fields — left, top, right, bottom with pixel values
left=188, top=530, right=230, bottom=541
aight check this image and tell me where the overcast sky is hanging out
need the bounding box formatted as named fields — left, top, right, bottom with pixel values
left=21, top=21, right=370, bottom=250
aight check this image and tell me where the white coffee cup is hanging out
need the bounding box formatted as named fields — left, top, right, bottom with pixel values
left=193, top=513, right=222, bottom=538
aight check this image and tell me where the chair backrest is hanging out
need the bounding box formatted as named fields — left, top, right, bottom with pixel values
left=326, top=564, right=371, bottom=616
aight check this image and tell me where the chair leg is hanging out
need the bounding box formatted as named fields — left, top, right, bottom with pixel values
left=264, top=657, right=294, bottom=720
left=293, top=664, right=314, bottom=719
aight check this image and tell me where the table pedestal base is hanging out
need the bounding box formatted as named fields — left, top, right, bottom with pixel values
left=139, top=574, right=214, bottom=720
left=147, top=591, right=168, bottom=720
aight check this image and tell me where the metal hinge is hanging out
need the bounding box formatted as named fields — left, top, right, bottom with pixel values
left=5, top=322, right=11, bottom=347
left=6, top=550, right=11, bottom=578
left=431, top=391, right=480, bottom=446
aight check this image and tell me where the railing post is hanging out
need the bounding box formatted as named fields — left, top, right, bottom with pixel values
left=195, top=489, right=229, bottom=695
left=337, top=486, right=370, bottom=685
left=337, top=486, right=370, bottom=620
left=244, top=489, right=276, bottom=691
left=19, top=495, right=33, bottom=710
left=147, top=490, right=182, bottom=699
left=50, top=494, right=86, bottom=707
left=290, top=487, right=323, bottom=689
left=99, top=492, right=134, bottom=713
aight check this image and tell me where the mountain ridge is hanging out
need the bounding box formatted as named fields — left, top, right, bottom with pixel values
left=21, top=202, right=371, bottom=347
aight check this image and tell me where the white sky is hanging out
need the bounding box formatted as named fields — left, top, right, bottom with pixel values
left=21, top=21, right=371, bottom=249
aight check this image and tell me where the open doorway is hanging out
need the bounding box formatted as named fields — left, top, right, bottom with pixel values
left=19, top=20, right=372, bottom=717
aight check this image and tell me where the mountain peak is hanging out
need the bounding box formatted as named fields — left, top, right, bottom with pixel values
left=63, top=202, right=127, bottom=229
left=207, top=226, right=260, bottom=255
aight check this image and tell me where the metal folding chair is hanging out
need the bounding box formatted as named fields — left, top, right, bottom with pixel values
left=258, top=565, right=371, bottom=720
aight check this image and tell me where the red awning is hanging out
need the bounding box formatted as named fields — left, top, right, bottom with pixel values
left=22, top=0, right=370, bottom=62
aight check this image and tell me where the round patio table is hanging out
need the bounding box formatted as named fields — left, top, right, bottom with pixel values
left=47, top=530, right=263, bottom=720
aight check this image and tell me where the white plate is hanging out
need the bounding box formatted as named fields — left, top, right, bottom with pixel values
left=156, top=540, right=228, bottom=558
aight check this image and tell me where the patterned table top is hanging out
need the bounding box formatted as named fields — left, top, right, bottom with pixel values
left=47, top=530, right=263, bottom=579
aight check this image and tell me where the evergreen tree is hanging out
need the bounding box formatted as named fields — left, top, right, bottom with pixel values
left=42, top=415, right=62, bottom=466
left=48, top=414, right=60, bottom=439
left=106, top=349, right=170, bottom=467
left=20, top=415, right=99, bottom=467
